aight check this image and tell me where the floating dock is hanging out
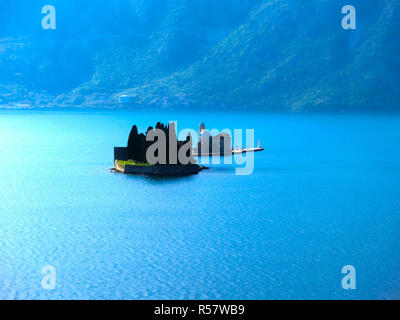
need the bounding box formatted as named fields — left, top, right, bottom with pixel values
left=232, top=147, right=265, bottom=154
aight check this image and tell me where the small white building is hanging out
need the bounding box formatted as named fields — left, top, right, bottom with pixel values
left=196, top=121, right=232, bottom=156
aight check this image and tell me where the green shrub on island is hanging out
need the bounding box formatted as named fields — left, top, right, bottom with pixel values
left=117, top=160, right=153, bottom=169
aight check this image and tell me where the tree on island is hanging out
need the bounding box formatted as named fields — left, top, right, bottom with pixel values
left=126, top=122, right=195, bottom=165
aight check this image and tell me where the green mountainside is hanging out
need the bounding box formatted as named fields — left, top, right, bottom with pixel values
left=0, top=0, right=399, bottom=111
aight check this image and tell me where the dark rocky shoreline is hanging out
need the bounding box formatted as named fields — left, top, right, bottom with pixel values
left=113, top=160, right=206, bottom=176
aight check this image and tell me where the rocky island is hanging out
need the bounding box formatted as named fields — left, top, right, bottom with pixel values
left=114, top=122, right=205, bottom=176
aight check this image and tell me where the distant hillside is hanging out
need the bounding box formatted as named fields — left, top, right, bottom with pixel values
left=0, top=0, right=399, bottom=111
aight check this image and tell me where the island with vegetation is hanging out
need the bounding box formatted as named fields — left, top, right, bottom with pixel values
left=113, top=122, right=205, bottom=176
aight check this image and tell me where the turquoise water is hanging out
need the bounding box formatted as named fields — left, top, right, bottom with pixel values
left=0, top=110, right=400, bottom=300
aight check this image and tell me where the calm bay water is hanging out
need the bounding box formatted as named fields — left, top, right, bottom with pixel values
left=0, top=110, right=399, bottom=300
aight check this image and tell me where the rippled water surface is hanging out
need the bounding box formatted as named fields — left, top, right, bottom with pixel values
left=0, top=110, right=399, bottom=300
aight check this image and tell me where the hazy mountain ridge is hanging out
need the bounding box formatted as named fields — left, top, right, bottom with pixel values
left=0, top=0, right=399, bottom=111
